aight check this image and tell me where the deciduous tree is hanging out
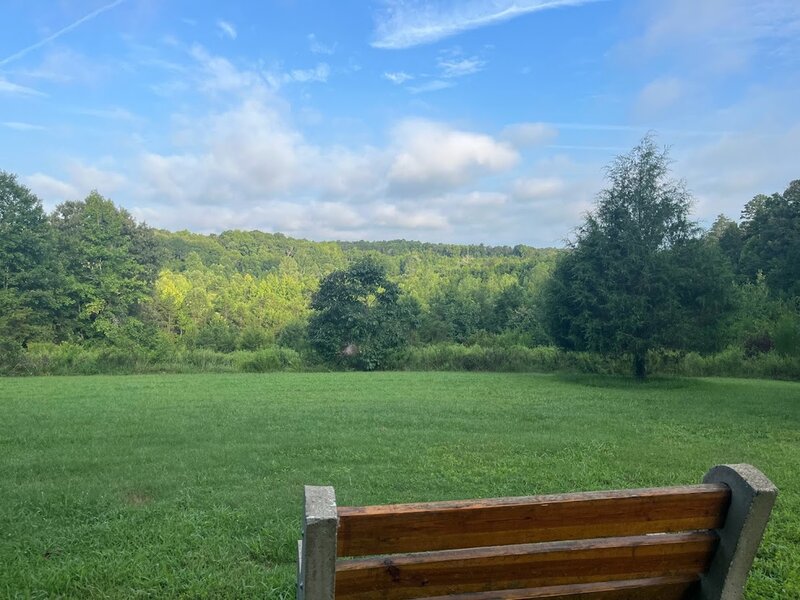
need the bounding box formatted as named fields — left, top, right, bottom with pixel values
left=0, top=171, right=57, bottom=352
left=308, top=257, right=418, bottom=369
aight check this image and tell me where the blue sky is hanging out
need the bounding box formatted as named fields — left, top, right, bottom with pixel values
left=1, top=0, right=798, bottom=246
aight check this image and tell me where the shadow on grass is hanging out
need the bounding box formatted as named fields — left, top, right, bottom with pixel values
left=553, top=373, right=711, bottom=391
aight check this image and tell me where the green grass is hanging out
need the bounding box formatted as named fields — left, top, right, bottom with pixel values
left=0, top=373, right=798, bottom=598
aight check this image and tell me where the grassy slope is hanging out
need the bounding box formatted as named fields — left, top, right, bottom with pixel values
left=0, top=373, right=798, bottom=598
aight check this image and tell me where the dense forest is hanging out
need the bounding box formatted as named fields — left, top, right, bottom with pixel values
left=1, top=155, right=799, bottom=378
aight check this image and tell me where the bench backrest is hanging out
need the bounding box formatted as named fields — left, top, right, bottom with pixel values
left=297, top=464, right=776, bottom=600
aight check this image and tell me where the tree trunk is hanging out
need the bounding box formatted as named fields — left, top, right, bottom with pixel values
left=633, top=351, right=647, bottom=379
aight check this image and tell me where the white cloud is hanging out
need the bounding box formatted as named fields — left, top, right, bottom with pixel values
left=66, top=162, right=127, bottom=194
left=512, top=177, right=567, bottom=201
left=264, top=62, right=331, bottom=88
left=190, top=45, right=263, bottom=94
left=372, top=0, right=603, bottom=49
left=677, top=126, right=800, bottom=222
left=139, top=98, right=306, bottom=203
left=313, top=202, right=367, bottom=229
left=285, top=63, right=330, bottom=84
left=384, top=71, right=414, bottom=84
left=501, top=122, right=559, bottom=147
left=13, top=46, right=609, bottom=245
left=16, top=47, right=109, bottom=85
left=460, top=191, right=508, bottom=206
left=24, top=173, right=79, bottom=203
left=407, top=79, right=453, bottom=94
left=217, top=20, right=237, bottom=40
left=388, top=118, right=519, bottom=193
left=438, top=56, right=486, bottom=78
left=634, top=76, right=687, bottom=119
left=373, top=204, right=449, bottom=230
left=0, top=77, right=46, bottom=97
left=2, top=121, right=45, bottom=131
left=75, top=106, right=138, bottom=121
left=620, top=0, right=800, bottom=74
left=308, top=34, right=336, bottom=55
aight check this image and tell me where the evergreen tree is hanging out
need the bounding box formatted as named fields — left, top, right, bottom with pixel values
left=543, top=137, right=732, bottom=378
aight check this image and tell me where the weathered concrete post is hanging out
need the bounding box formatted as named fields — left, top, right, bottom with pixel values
left=700, top=464, right=778, bottom=600
left=298, top=485, right=338, bottom=600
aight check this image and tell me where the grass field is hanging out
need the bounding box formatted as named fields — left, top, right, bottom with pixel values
left=1, top=373, right=798, bottom=598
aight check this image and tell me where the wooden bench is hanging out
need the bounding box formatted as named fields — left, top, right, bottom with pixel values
left=296, top=464, right=777, bottom=600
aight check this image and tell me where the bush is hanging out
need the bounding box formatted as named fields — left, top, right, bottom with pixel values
left=773, top=314, right=800, bottom=357
left=5, top=341, right=799, bottom=380
left=277, top=320, right=310, bottom=353
left=237, top=326, right=273, bottom=351
left=235, top=348, right=300, bottom=372
left=19, top=342, right=99, bottom=375
left=387, top=344, right=625, bottom=374
left=743, top=332, right=773, bottom=357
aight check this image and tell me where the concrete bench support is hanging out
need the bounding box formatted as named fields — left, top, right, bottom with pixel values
left=700, top=464, right=778, bottom=600
left=297, top=485, right=338, bottom=600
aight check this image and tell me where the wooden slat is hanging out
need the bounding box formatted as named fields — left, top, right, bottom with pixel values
left=337, top=484, right=730, bottom=556
left=334, top=532, right=717, bottom=600
left=413, top=575, right=699, bottom=600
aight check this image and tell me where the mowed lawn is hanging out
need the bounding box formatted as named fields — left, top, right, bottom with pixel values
left=0, top=374, right=798, bottom=598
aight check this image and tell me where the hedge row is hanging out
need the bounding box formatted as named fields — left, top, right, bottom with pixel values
left=2, top=342, right=799, bottom=379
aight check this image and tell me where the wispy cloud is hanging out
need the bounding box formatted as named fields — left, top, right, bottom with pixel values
left=407, top=79, right=454, bottom=94
left=0, top=0, right=127, bottom=66
left=0, top=77, right=46, bottom=96
left=75, top=106, right=138, bottom=121
left=217, top=20, right=237, bottom=40
left=17, top=47, right=109, bottom=84
left=287, top=63, right=330, bottom=83
left=2, top=121, right=45, bottom=131
left=635, top=76, right=687, bottom=119
left=552, top=122, right=729, bottom=137
left=621, top=0, right=800, bottom=74
left=308, top=33, right=336, bottom=55
left=384, top=71, right=414, bottom=84
left=372, top=0, right=603, bottom=49
left=438, top=56, right=486, bottom=77
left=501, top=122, right=558, bottom=147
left=264, top=63, right=331, bottom=88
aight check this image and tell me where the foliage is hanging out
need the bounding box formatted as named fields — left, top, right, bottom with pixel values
left=544, top=137, right=733, bottom=378
left=0, top=171, right=57, bottom=349
left=308, top=257, right=419, bottom=369
left=49, top=191, right=159, bottom=341
left=773, top=312, right=800, bottom=357
left=739, top=181, right=800, bottom=296
left=0, top=163, right=798, bottom=379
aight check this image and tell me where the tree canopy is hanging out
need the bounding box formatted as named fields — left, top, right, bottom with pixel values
left=50, top=191, right=160, bottom=341
left=308, top=257, right=418, bottom=370
left=0, top=171, right=57, bottom=352
left=739, top=181, right=800, bottom=296
left=543, top=137, right=733, bottom=378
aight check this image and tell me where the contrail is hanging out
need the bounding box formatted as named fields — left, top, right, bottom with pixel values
left=0, top=0, right=127, bottom=67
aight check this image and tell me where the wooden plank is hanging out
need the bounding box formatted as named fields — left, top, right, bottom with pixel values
left=334, top=532, right=717, bottom=600
left=413, top=575, right=699, bottom=600
left=337, top=484, right=730, bottom=556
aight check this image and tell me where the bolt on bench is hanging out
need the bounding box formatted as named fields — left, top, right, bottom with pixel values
left=297, top=464, right=776, bottom=600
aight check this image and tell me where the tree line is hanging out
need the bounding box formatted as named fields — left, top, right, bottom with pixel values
left=1, top=139, right=798, bottom=377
